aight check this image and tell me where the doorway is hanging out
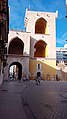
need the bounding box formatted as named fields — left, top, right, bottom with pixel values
left=37, top=72, right=41, bottom=77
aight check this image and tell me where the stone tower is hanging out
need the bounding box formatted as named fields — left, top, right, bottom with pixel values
left=24, top=9, right=58, bottom=80
left=4, top=9, right=58, bottom=81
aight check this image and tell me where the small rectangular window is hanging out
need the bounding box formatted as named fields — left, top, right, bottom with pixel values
left=37, top=64, right=41, bottom=69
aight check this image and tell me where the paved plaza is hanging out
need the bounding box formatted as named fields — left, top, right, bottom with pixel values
left=23, top=80, right=67, bottom=119
left=0, top=80, right=67, bottom=119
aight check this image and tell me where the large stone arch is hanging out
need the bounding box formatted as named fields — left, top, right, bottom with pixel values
left=8, top=37, right=24, bottom=55
left=34, top=40, right=47, bottom=58
left=9, top=61, right=22, bottom=80
left=35, top=18, right=47, bottom=34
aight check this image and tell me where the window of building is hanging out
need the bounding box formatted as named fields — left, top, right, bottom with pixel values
left=34, top=40, right=47, bottom=58
left=37, top=64, right=41, bottom=69
left=35, top=18, right=47, bottom=34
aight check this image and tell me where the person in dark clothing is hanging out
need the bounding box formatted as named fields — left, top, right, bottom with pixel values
left=56, top=75, right=58, bottom=81
left=36, top=76, right=40, bottom=85
left=13, top=71, right=15, bottom=80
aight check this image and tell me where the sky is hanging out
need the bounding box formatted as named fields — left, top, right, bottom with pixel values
left=8, top=0, right=67, bottom=47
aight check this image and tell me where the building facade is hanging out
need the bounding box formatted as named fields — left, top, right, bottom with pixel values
left=0, top=0, right=9, bottom=84
left=56, top=44, right=67, bottom=65
left=4, top=9, right=58, bottom=81
left=56, top=44, right=67, bottom=81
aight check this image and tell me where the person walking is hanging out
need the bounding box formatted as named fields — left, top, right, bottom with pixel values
left=36, top=76, right=40, bottom=85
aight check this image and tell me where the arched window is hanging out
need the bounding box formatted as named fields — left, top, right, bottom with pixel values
left=35, top=18, right=47, bottom=34
left=34, top=40, right=47, bottom=58
left=8, top=37, right=24, bottom=55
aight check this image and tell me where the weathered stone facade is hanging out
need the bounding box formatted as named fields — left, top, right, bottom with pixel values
left=4, top=10, right=58, bottom=81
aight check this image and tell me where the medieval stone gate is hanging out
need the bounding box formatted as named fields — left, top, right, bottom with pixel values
left=4, top=10, right=58, bottom=81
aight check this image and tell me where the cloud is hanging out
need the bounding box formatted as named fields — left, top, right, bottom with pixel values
left=56, top=32, right=67, bottom=47
left=62, top=32, right=67, bottom=39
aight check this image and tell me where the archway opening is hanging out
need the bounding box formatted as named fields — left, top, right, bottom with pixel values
left=9, top=62, right=22, bottom=80
left=35, top=18, right=47, bottom=34
left=37, top=72, right=41, bottom=77
left=34, top=40, right=47, bottom=58
left=8, top=37, right=24, bottom=55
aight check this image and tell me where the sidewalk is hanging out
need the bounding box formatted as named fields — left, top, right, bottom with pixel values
left=0, top=80, right=28, bottom=119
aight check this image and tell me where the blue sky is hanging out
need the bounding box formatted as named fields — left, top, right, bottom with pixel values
left=8, top=0, right=67, bottom=47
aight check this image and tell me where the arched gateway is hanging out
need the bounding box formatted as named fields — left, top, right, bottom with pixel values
left=3, top=34, right=30, bottom=81
left=9, top=62, right=22, bottom=80
left=3, top=10, right=57, bottom=81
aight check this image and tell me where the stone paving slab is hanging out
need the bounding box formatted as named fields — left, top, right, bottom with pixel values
left=23, top=80, right=67, bottom=119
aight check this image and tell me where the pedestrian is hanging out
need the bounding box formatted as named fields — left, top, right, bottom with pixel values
left=56, top=75, right=58, bottom=81
left=36, top=76, right=40, bottom=85
left=13, top=71, right=15, bottom=80
left=38, top=76, right=40, bottom=84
